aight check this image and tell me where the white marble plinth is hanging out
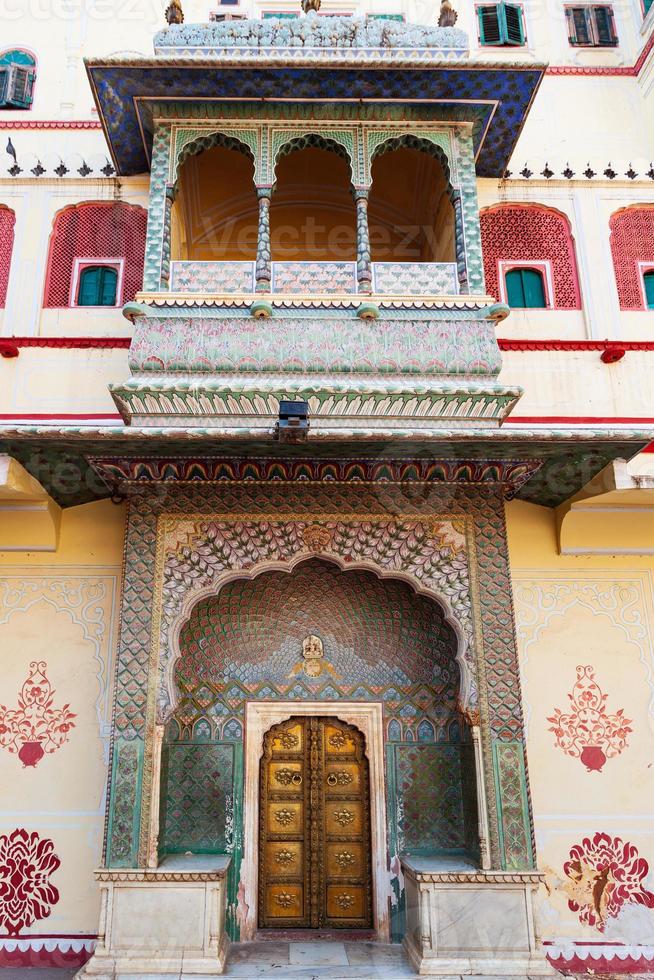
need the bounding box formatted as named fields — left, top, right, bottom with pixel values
left=76, top=855, right=231, bottom=978
left=401, top=856, right=556, bottom=977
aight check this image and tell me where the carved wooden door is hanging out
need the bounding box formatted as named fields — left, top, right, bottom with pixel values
left=259, top=716, right=372, bottom=929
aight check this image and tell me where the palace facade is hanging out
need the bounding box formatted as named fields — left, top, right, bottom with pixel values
left=0, top=0, right=653, bottom=974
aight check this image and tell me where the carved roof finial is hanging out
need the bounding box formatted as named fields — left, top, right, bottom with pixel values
left=165, top=0, right=184, bottom=25
left=438, top=0, right=458, bottom=27
left=301, top=0, right=321, bottom=13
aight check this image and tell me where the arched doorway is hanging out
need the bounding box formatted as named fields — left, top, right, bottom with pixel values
left=159, top=558, right=480, bottom=941
left=259, top=715, right=373, bottom=930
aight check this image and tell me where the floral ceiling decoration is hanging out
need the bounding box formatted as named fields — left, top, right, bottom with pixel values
left=0, top=829, right=61, bottom=935
left=563, top=832, right=654, bottom=931
left=0, top=661, right=76, bottom=768
left=548, top=665, right=631, bottom=772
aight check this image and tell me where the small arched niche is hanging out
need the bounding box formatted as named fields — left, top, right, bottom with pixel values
left=171, top=143, right=258, bottom=262
left=368, top=145, right=455, bottom=263
left=270, top=144, right=357, bottom=261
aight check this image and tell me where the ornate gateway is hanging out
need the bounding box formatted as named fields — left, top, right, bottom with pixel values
left=258, top=716, right=372, bottom=929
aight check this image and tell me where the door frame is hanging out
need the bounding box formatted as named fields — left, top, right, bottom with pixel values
left=241, top=701, right=389, bottom=941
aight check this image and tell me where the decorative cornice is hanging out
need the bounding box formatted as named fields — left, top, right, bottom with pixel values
left=134, top=292, right=493, bottom=311
left=88, top=455, right=543, bottom=497
left=95, top=866, right=229, bottom=882
left=400, top=865, right=545, bottom=885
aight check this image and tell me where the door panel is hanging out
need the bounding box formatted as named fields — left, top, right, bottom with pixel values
left=259, top=716, right=372, bottom=929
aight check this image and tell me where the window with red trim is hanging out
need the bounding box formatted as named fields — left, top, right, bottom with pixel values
left=43, top=202, right=147, bottom=308
left=609, top=206, right=654, bottom=310
left=0, top=205, right=15, bottom=307
left=480, top=204, right=581, bottom=309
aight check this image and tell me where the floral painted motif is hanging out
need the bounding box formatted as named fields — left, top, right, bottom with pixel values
left=548, top=665, right=631, bottom=772
left=563, top=833, right=654, bottom=931
left=0, top=662, right=76, bottom=768
left=0, top=829, right=61, bottom=935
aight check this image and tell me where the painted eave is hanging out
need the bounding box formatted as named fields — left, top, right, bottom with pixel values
left=0, top=424, right=649, bottom=509
left=83, top=54, right=546, bottom=178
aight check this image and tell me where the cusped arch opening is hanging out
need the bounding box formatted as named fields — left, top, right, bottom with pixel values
left=271, top=140, right=356, bottom=262
left=171, top=142, right=258, bottom=262
left=368, top=140, right=455, bottom=263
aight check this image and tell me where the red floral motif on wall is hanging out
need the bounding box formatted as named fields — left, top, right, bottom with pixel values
left=548, top=665, right=631, bottom=772
left=0, top=829, right=61, bottom=935
left=609, top=206, right=654, bottom=309
left=564, top=833, right=654, bottom=931
left=0, top=662, right=76, bottom=767
left=480, top=203, right=581, bottom=308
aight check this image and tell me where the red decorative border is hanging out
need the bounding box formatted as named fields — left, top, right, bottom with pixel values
left=547, top=31, right=654, bottom=76
left=0, top=120, right=101, bottom=129
left=498, top=340, right=654, bottom=351
left=0, top=935, right=94, bottom=969
left=2, top=337, right=654, bottom=353
left=0, top=337, right=131, bottom=349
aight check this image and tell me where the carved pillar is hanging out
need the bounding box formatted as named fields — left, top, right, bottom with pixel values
left=451, top=190, right=468, bottom=294
left=255, top=186, right=272, bottom=293
left=472, top=724, right=492, bottom=870
left=160, top=184, right=175, bottom=291
left=146, top=724, right=166, bottom=868
left=355, top=187, right=372, bottom=294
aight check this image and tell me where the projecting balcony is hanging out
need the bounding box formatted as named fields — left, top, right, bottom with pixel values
left=168, top=260, right=459, bottom=296
left=159, top=130, right=468, bottom=301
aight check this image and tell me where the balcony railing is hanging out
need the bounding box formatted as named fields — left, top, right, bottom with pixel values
left=168, top=260, right=459, bottom=296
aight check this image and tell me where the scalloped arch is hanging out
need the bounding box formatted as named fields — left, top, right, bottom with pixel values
left=272, top=133, right=355, bottom=186
left=369, top=134, right=453, bottom=192
left=173, top=130, right=258, bottom=185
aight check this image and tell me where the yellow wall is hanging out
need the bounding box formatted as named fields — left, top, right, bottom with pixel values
left=0, top=500, right=125, bottom=937
left=507, top=499, right=654, bottom=943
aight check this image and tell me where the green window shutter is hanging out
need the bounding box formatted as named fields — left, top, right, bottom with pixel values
left=592, top=5, right=618, bottom=44
left=644, top=271, right=654, bottom=309
left=522, top=268, right=546, bottom=307
left=505, top=268, right=546, bottom=308
left=505, top=269, right=526, bottom=307
left=478, top=4, right=502, bottom=44
left=644, top=0, right=653, bottom=14
left=77, top=266, right=118, bottom=306
left=567, top=6, right=591, bottom=44
left=0, top=67, right=8, bottom=106
left=7, top=67, right=35, bottom=108
left=501, top=2, right=525, bottom=43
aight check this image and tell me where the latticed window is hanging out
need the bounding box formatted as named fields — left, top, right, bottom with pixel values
left=480, top=204, right=581, bottom=309
left=609, top=206, right=654, bottom=310
left=477, top=3, right=525, bottom=45
left=0, top=206, right=15, bottom=307
left=505, top=267, right=546, bottom=308
left=0, top=50, right=36, bottom=109
left=43, top=202, right=147, bottom=308
left=566, top=5, right=618, bottom=45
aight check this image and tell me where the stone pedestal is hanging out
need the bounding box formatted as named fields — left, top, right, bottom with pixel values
left=77, top=855, right=230, bottom=978
left=401, top=856, right=555, bottom=977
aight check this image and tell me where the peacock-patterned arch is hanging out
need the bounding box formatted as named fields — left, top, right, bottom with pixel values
left=172, top=129, right=260, bottom=185
left=271, top=131, right=356, bottom=187
left=368, top=133, right=454, bottom=192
